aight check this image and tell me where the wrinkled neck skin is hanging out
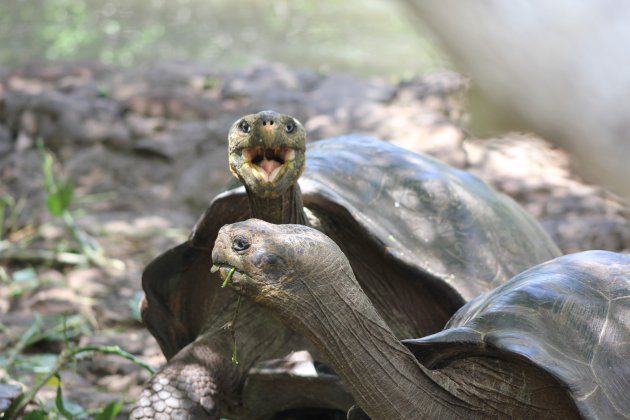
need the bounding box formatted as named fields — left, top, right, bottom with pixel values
left=270, top=262, right=472, bottom=420
left=246, top=184, right=308, bottom=225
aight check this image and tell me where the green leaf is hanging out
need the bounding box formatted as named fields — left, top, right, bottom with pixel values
left=42, top=155, right=55, bottom=193
left=55, top=381, right=75, bottom=419
left=23, top=410, right=47, bottom=420
left=36, top=139, right=56, bottom=194
left=202, top=76, right=219, bottom=90
left=46, top=194, right=62, bottom=216
left=46, top=183, right=74, bottom=216
left=45, top=374, right=61, bottom=387
left=94, top=401, right=122, bottom=420
left=96, top=86, right=110, bottom=98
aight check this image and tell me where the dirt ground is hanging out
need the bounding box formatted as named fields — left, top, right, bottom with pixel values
left=0, top=62, right=628, bottom=417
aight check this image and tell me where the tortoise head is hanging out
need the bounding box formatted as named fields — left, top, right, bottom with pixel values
left=211, top=219, right=352, bottom=309
left=228, top=111, right=306, bottom=199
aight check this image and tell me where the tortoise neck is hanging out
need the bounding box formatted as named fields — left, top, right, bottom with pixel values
left=246, top=184, right=308, bottom=225
left=275, top=264, right=471, bottom=419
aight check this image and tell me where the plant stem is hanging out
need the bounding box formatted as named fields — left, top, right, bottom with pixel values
left=5, top=315, right=43, bottom=368
left=230, top=296, right=242, bottom=364
left=4, top=348, right=70, bottom=420
left=3, top=345, right=156, bottom=419
left=221, top=267, right=236, bottom=288
left=71, top=345, right=156, bottom=375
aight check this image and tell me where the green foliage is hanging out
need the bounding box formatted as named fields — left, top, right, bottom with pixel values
left=100, top=24, right=164, bottom=66
left=0, top=194, right=16, bottom=240
left=23, top=411, right=47, bottom=420
left=96, top=86, right=111, bottom=98
left=230, top=297, right=242, bottom=365
left=202, top=76, right=219, bottom=90
left=0, top=0, right=448, bottom=76
left=0, top=194, right=26, bottom=242
left=38, top=139, right=74, bottom=217
left=94, top=401, right=123, bottom=420
left=32, top=138, right=124, bottom=270
left=41, top=0, right=97, bottom=61
left=221, top=266, right=235, bottom=288
left=2, top=319, right=155, bottom=419
left=54, top=380, right=77, bottom=419
left=46, top=184, right=74, bottom=218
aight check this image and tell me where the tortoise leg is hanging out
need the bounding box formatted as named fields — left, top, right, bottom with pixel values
left=130, top=334, right=234, bottom=420
left=131, top=363, right=218, bottom=419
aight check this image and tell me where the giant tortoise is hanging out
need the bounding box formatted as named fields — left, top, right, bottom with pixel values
left=133, top=111, right=560, bottom=418
left=213, top=220, right=630, bottom=420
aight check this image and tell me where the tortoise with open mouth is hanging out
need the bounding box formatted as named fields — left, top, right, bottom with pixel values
left=132, top=111, right=560, bottom=419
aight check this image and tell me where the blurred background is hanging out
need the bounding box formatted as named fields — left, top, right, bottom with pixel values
left=0, top=0, right=448, bottom=77
left=5, top=0, right=628, bottom=198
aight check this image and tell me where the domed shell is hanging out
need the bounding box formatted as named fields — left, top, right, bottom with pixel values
left=404, top=250, right=630, bottom=419
left=148, top=135, right=561, bottom=357
left=199, top=135, right=560, bottom=302
left=300, top=136, right=560, bottom=300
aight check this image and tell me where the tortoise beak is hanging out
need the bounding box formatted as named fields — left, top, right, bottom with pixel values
left=212, top=227, right=230, bottom=268
left=242, top=146, right=297, bottom=183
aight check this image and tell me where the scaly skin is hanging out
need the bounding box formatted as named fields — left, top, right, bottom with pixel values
left=229, top=110, right=308, bottom=224
left=133, top=112, right=342, bottom=419
left=137, top=111, right=517, bottom=418
left=136, top=111, right=457, bottom=418
left=212, top=220, right=580, bottom=420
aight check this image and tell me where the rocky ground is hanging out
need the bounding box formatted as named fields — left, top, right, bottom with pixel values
left=0, top=62, right=628, bottom=417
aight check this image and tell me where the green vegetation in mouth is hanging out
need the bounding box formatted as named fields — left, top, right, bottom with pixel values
left=230, top=296, right=242, bottom=365
left=214, top=265, right=240, bottom=364
left=221, top=267, right=236, bottom=288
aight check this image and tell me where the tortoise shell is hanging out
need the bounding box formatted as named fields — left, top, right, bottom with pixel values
left=405, top=250, right=630, bottom=419
left=300, top=136, right=560, bottom=301
left=143, top=135, right=560, bottom=357
left=196, top=135, right=559, bottom=298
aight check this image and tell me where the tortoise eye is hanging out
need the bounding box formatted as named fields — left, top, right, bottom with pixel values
left=239, top=120, right=251, bottom=133
left=232, top=236, right=250, bottom=252
left=285, top=121, right=295, bottom=133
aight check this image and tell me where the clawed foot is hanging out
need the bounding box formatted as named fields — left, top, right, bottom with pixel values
left=131, top=365, right=219, bottom=419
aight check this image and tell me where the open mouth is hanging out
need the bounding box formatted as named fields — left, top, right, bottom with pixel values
left=243, top=147, right=296, bottom=183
